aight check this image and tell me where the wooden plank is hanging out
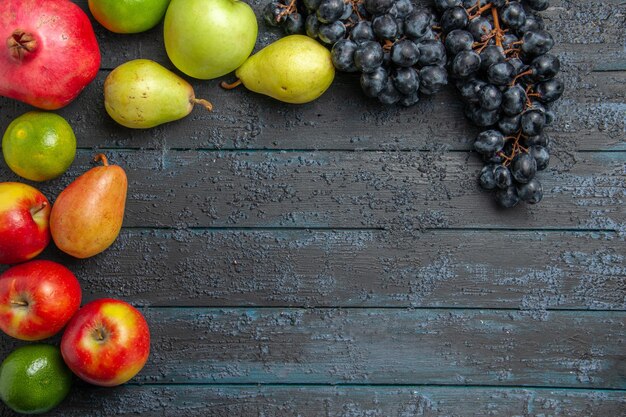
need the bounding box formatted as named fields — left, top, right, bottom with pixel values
left=1, top=385, right=624, bottom=417
left=12, top=229, right=623, bottom=310
left=2, top=150, right=623, bottom=230
left=3, top=308, right=622, bottom=387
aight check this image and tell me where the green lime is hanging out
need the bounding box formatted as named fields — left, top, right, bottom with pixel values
left=2, top=111, right=77, bottom=182
left=88, top=0, right=172, bottom=34
left=0, top=344, right=72, bottom=415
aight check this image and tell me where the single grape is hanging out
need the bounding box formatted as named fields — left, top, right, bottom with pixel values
left=403, top=10, right=432, bottom=39
left=457, top=78, right=486, bottom=103
left=518, top=13, right=545, bottom=33
left=263, top=2, right=285, bottom=27
left=340, top=2, right=353, bottom=20
left=468, top=16, right=492, bottom=41
left=479, top=45, right=505, bottom=72
left=351, top=21, right=375, bottom=44
left=479, top=164, right=497, bottom=190
left=487, top=61, right=515, bottom=85
left=419, top=65, right=448, bottom=95
left=525, top=132, right=550, bottom=147
left=441, top=6, right=469, bottom=33
left=305, top=14, right=320, bottom=38
left=302, top=0, right=322, bottom=13
left=400, top=92, right=421, bottom=107
left=501, top=85, right=527, bottom=116
left=284, top=13, right=304, bottom=35
left=521, top=30, right=554, bottom=56
left=465, top=103, right=500, bottom=126
left=452, top=50, right=481, bottom=78
left=390, top=0, right=414, bottom=18
left=508, top=57, right=526, bottom=75
left=378, top=78, right=402, bottom=105
left=354, top=41, right=385, bottom=73
left=496, top=186, right=520, bottom=208
left=478, top=84, right=503, bottom=111
left=361, top=66, right=388, bottom=98
left=534, top=78, right=564, bottom=103
left=391, top=39, right=420, bottom=67
left=511, top=152, right=537, bottom=183
left=434, top=0, right=463, bottom=11
left=494, top=165, right=513, bottom=189
left=528, top=145, right=550, bottom=170
left=364, top=0, right=395, bottom=15
left=318, top=21, right=346, bottom=44
left=474, top=129, right=505, bottom=154
left=417, top=39, right=447, bottom=66
left=498, top=114, right=521, bottom=135
left=501, top=33, right=519, bottom=50
left=393, top=67, right=420, bottom=95
left=517, top=178, right=543, bottom=204
left=317, top=0, right=345, bottom=24
left=445, top=29, right=474, bottom=55
left=500, top=1, right=527, bottom=29
left=528, top=54, right=560, bottom=81
left=331, top=39, right=358, bottom=72
left=372, top=14, right=399, bottom=40
left=521, top=109, right=546, bottom=136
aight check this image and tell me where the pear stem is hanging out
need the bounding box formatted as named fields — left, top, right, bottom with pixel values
left=220, top=79, right=242, bottom=90
left=30, top=201, right=48, bottom=216
left=93, top=153, right=109, bottom=167
left=193, top=98, right=213, bottom=112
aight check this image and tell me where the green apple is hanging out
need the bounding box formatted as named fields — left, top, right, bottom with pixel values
left=163, top=0, right=258, bottom=80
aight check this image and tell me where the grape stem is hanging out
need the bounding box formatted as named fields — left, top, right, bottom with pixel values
left=276, top=0, right=297, bottom=22
left=491, top=6, right=504, bottom=48
left=499, top=130, right=528, bottom=166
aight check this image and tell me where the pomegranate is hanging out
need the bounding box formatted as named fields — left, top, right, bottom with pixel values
left=0, top=0, right=101, bottom=110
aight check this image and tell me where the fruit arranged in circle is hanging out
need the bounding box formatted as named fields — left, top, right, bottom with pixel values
left=2, top=111, right=77, bottom=182
left=104, top=59, right=213, bottom=129
left=61, top=298, right=151, bottom=387
left=88, top=0, right=172, bottom=34
left=164, top=0, right=258, bottom=79
left=0, top=0, right=101, bottom=109
left=50, top=154, right=127, bottom=259
left=222, top=35, right=335, bottom=104
left=0, top=344, right=72, bottom=415
left=0, top=260, right=82, bottom=341
left=0, top=183, right=51, bottom=265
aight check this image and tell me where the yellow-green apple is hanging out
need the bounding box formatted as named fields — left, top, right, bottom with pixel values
left=0, top=260, right=81, bottom=340
left=0, top=182, right=51, bottom=265
left=163, top=0, right=258, bottom=79
left=61, top=298, right=150, bottom=387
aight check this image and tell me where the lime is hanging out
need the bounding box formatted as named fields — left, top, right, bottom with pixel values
left=89, top=0, right=172, bottom=34
left=0, top=344, right=72, bottom=414
left=2, top=111, right=76, bottom=182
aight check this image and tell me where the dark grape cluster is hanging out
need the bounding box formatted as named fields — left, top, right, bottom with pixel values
left=263, top=0, right=449, bottom=106
left=438, top=0, right=563, bottom=208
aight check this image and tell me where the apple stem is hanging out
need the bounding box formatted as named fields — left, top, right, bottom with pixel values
left=30, top=201, right=48, bottom=216
left=220, top=79, right=243, bottom=90
left=93, top=153, right=109, bottom=167
left=11, top=300, right=28, bottom=307
left=193, top=98, right=213, bottom=112
left=95, top=327, right=107, bottom=342
left=7, top=30, right=37, bottom=62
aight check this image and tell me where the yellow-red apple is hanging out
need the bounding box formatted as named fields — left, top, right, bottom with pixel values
left=60, top=298, right=150, bottom=387
left=0, top=260, right=81, bottom=340
left=0, top=182, right=51, bottom=265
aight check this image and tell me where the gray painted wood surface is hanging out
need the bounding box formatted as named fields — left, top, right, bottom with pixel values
left=0, top=0, right=624, bottom=415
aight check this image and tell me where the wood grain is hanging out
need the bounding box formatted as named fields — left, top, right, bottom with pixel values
left=1, top=385, right=624, bottom=417
left=2, top=150, right=623, bottom=230
left=3, top=308, right=622, bottom=388
left=20, top=229, right=625, bottom=310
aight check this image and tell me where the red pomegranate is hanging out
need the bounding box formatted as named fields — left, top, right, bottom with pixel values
left=0, top=0, right=101, bottom=110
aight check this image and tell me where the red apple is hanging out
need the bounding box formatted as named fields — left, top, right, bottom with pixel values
left=0, top=182, right=51, bottom=265
left=0, top=260, right=81, bottom=341
left=61, top=298, right=150, bottom=387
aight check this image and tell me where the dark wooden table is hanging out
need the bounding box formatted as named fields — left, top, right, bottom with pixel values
left=1, top=1, right=625, bottom=415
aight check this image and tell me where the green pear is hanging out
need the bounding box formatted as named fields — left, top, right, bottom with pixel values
left=104, top=59, right=212, bottom=129
left=224, top=35, right=335, bottom=104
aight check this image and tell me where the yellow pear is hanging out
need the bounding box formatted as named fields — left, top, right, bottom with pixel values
left=223, top=35, right=335, bottom=104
